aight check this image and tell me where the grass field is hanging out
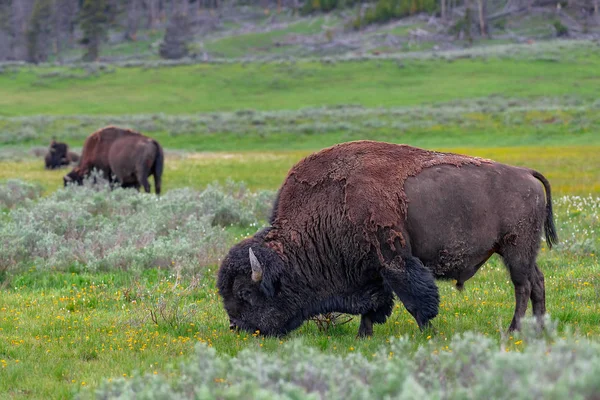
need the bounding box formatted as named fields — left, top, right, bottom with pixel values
left=1, top=42, right=599, bottom=398
left=0, top=46, right=599, bottom=116
left=1, top=145, right=598, bottom=195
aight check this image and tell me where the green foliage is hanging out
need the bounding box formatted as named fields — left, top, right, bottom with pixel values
left=493, top=17, right=507, bottom=31
left=87, top=319, right=600, bottom=399
left=553, top=20, right=569, bottom=37
left=26, top=0, right=53, bottom=63
left=79, top=0, right=110, bottom=61
left=300, top=0, right=365, bottom=14
left=353, top=0, right=438, bottom=29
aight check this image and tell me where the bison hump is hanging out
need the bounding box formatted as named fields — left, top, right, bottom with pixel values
left=274, top=141, right=489, bottom=261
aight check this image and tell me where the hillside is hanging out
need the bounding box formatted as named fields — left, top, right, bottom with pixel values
left=2, top=1, right=599, bottom=64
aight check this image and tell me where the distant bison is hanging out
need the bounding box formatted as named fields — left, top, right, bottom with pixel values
left=218, top=141, right=557, bottom=337
left=44, top=140, right=76, bottom=169
left=63, top=126, right=164, bottom=195
left=44, top=140, right=79, bottom=169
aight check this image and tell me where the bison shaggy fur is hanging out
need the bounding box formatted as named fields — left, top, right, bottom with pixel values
left=217, top=141, right=558, bottom=337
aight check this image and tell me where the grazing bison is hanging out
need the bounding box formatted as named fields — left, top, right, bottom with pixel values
left=217, top=141, right=558, bottom=337
left=63, top=126, right=164, bottom=195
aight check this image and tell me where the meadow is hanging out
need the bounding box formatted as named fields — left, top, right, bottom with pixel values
left=0, top=41, right=599, bottom=399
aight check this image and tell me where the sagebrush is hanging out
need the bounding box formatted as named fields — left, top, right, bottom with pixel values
left=86, top=318, right=600, bottom=399
left=0, top=179, right=274, bottom=273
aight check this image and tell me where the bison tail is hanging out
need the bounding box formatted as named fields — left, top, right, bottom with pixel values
left=531, top=170, right=558, bottom=249
left=152, top=140, right=164, bottom=195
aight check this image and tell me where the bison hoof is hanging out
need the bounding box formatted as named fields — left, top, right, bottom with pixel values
left=418, top=321, right=437, bottom=335
left=356, top=329, right=373, bottom=339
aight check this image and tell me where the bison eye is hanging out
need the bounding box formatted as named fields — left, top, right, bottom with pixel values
left=238, top=289, right=254, bottom=305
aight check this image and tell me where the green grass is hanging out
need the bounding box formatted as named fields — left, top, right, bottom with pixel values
left=1, top=248, right=598, bottom=398
left=204, top=17, right=329, bottom=57
left=385, top=22, right=428, bottom=36
left=49, top=30, right=164, bottom=63
left=100, top=31, right=164, bottom=59
left=1, top=50, right=599, bottom=116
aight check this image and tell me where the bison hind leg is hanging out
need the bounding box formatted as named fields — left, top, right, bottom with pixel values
left=530, top=263, right=546, bottom=322
left=381, top=256, right=439, bottom=330
left=137, top=173, right=151, bottom=193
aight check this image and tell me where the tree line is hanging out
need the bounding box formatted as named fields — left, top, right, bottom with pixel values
left=0, top=0, right=246, bottom=62
left=0, top=0, right=597, bottom=63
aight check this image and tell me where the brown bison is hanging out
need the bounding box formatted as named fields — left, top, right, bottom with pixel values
left=217, top=141, right=558, bottom=337
left=63, top=126, right=164, bottom=195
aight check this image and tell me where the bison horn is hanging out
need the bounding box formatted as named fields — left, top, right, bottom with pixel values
left=249, top=248, right=263, bottom=282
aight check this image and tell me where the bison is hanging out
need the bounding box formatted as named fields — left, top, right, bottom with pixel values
left=63, top=126, right=164, bottom=195
left=217, top=141, right=558, bottom=337
left=44, top=140, right=80, bottom=169
left=45, top=140, right=72, bottom=169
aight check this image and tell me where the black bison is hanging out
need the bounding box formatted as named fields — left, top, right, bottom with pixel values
left=217, top=141, right=558, bottom=337
left=63, top=126, right=164, bottom=195
left=44, top=140, right=80, bottom=169
left=44, top=140, right=77, bottom=169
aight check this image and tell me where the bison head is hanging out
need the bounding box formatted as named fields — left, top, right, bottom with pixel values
left=217, top=239, right=301, bottom=336
left=63, top=168, right=84, bottom=186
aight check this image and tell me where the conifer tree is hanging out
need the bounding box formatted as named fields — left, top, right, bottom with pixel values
left=26, top=0, right=53, bottom=63
left=79, top=0, right=109, bottom=61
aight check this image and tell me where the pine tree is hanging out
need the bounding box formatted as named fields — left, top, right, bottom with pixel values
left=79, top=0, right=109, bottom=61
left=159, top=12, right=191, bottom=60
left=27, top=0, right=53, bottom=63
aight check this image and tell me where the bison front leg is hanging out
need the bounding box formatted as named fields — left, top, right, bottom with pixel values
left=381, top=256, right=439, bottom=330
left=358, top=291, right=394, bottom=338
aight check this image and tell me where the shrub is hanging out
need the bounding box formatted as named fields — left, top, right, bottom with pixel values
left=86, top=318, right=600, bottom=399
left=553, top=20, right=568, bottom=37
left=300, top=0, right=366, bottom=15
left=126, top=269, right=202, bottom=336
left=554, top=195, right=599, bottom=255
left=0, top=179, right=43, bottom=209
left=352, top=0, right=438, bottom=29
left=0, top=180, right=275, bottom=274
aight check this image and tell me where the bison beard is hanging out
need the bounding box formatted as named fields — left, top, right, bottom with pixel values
left=217, top=141, right=558, bottom=337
